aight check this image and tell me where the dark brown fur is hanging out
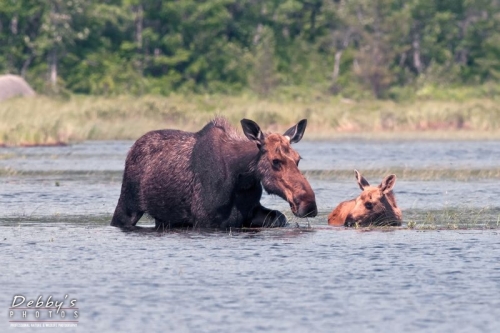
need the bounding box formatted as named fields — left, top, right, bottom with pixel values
left=328, top=170, right=402, bottom=227
left=111, top=117, right=317, bottom=230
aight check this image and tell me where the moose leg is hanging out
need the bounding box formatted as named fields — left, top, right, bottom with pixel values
left=110, top=196, right=144, bottom=229
left=246, top=205, right=287, bottom=228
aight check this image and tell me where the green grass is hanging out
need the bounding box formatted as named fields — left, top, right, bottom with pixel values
left=2, top=93, right=500, bottom=146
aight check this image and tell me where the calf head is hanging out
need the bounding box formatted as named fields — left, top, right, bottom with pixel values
left=241, top=118, right=317, bottom=218
left=345, top=170, right=401, bottom=227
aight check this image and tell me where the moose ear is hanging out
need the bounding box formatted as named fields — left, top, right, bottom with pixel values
left=283, top=119, right=307, bottom=144
left=241, top=119, right=264, bottom=142
left=379, top=174, right=396, bottom=194
left=355, top=169, right=370, bottom=190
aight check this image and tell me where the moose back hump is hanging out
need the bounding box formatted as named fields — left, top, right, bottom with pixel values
left=111, top=117, right=317, bottom=230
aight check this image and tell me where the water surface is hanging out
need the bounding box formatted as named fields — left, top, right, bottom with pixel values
left=1, top=140, right=500, bottom=332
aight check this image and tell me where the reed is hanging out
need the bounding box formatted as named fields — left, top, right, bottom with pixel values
left=2, top=94, right=500, bottom=146
left=303, top=168, right=500, bottom=181
left=314, top=207, right=500, bottom=230
left=404, top=207, right=500, bottom=230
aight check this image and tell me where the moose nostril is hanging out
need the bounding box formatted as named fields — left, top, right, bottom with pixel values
left=297, top=201, right=317, bottom=217
left=292, top=189, right=317, bottom=217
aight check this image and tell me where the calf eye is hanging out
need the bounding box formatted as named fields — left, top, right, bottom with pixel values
left=365, top=202, right=373, bottom=210
left=272, top=159, right=282, bottom=169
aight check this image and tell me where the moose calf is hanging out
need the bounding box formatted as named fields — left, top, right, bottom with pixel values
left=328, top=170, right=402, bottom=227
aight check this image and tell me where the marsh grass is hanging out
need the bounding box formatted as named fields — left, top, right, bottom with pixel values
left=286, top=204, right=500, bottom=231
left=298, top=206, right=500, bottom=231
left=0, top=167, right=124, bottom=178
left=3, top=209, right=499, bottom=230
left=2, top=94, right=500, bottom=146
left=404, top=207, right=500, bottom=230
left=318, top=207, right=500, bottom=231
left=0, top=215, right=114, bottom=227
left=303, top=168, right=500, bottom=181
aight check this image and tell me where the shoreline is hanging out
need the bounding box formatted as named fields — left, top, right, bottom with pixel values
left=2, top=94, right=500, bottom=146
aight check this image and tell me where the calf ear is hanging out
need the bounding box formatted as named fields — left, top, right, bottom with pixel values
left=355, top=169, right=370, bottom=190
left=283, top=119, right=307, bottom=144
left=241, top=119, right=265, bottom=142
left=379, top=174, right=396, bottom=194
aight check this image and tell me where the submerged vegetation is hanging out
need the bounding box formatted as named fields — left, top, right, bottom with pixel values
left=404, top=208, right=500, bottom=230
left=3, top=166, right=500, bottom=181
left=3, top=0, right=500, bottom=236
left=2, top=94, right=500, bottom=146
left=287, top=207, right=500, bottom=230
left=304, top=168, right=500, bottom=181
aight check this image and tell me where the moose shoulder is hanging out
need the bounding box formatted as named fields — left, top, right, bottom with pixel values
left=328, top=170, right=402, bottom=227
left=111, top=117, right=317, bottom=230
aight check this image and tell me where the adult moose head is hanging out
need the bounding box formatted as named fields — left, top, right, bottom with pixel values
left=111, top=117, right=317, bottom=230
left=241, top=118, right=317, bottom=218
left=328, top=170, right=402, bottom=227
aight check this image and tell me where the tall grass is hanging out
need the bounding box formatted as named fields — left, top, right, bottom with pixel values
left=2, top=94, right=500, bottom=146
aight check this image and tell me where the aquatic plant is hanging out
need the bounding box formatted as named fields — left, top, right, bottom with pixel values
left=304, top=168, right=500, bottom=181
left=402, top=207, right=500, bottom=230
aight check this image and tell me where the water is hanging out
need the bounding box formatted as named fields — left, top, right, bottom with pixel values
left=2, top=140, right=500, bottom=217
left=1, top=140, right=500, bottom=332
left=296, top=140, right=500, bottom=170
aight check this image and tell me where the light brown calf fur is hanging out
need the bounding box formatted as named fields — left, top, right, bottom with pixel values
left=328, top=170, right=402, bottom=227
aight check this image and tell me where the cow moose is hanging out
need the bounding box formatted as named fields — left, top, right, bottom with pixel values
left=111, top=117, right=317, bottom=230
left=328, top=170, right=402, bottom=227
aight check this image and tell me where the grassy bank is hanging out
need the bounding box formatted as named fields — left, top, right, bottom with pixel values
left=2, top=94, right=500, bottom=146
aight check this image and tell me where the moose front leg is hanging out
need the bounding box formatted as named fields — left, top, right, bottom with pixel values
left=246, top=205, right=287, bottom=228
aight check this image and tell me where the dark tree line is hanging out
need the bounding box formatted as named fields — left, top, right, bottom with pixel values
left=1, top=0, right=499, bottom=98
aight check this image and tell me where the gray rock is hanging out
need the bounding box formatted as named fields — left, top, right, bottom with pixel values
left=0, top=74, right=36, bottom=101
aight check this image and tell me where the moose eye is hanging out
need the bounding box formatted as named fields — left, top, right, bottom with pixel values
left=365, top=202, right=373, bottom=210
left=272, top=159, right=282, bottom=169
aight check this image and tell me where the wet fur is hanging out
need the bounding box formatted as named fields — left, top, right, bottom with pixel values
left=328, top=171, right=402, bottom=227
left=111, top=117, right=316, bottom=230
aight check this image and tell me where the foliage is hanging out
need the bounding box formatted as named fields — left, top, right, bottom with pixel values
left=1, top=0, right=500, bottom=98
